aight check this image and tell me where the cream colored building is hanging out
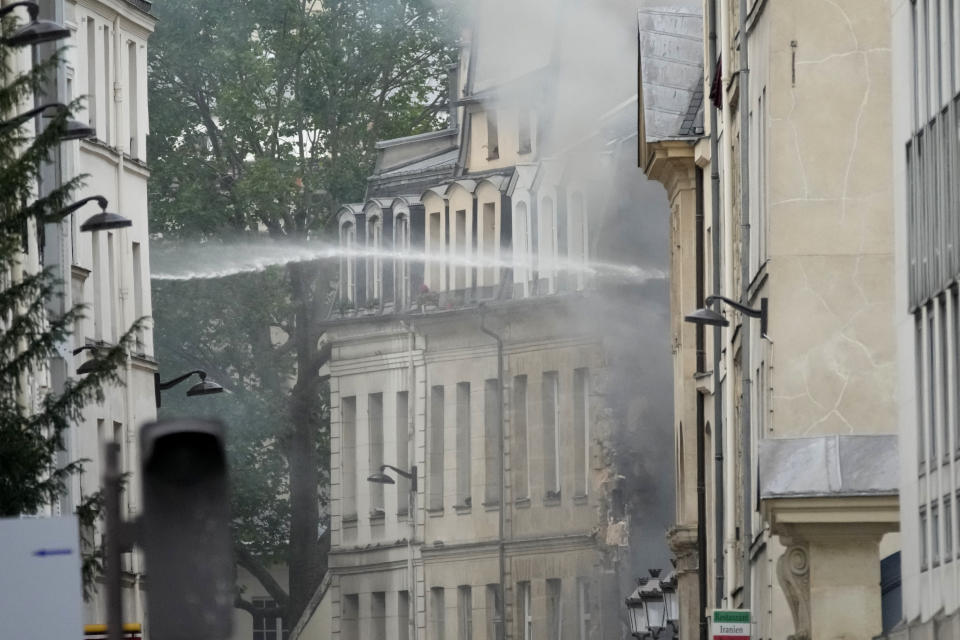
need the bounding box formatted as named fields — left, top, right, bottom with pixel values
left=299, top=19, right=675, bottom=640
left=27, top=0, right=157, bottom=631
left=638, top=2, right=900, bottom=639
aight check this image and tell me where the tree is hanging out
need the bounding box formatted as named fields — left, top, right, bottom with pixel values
left=148, top=0, right=458, bottom=624
left=0, top=11, right=138, bottom=587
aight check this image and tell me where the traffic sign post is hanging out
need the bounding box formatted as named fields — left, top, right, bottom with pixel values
left=711, top=610, right=751, bottom=640
left=0, top=516, right=84, bottom=640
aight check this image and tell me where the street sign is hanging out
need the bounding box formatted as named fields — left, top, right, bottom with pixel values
left=0, top=516, right=84, bottom=640
left=711, top=609, right=751, bottom=640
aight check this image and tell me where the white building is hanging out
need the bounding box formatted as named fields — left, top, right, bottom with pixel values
left=889, top=0, right=960, bottom=635
left=38, top=0, right=156, bottom=630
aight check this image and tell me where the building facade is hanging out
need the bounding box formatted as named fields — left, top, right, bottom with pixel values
left=638, top=2, right=901, bottom=639
left=889, top=0, right=960, bottom=635
left=317, top=26, right=673, bottom=640
left=41, top=0, right=156, bottom=630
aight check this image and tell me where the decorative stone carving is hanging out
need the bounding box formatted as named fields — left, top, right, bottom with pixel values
left=777, top=543, right=811, bottom=640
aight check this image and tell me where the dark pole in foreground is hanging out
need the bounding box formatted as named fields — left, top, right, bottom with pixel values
left=104, top=442, right=123, bottom=640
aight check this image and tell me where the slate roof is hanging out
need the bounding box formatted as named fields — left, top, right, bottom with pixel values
left=638, top=7, right=705, bottom=142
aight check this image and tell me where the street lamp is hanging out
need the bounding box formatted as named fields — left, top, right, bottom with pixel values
left=0, top=2, right=71, bottom=47
left=685, top=294, right=768, bottom=336
left=625, top=570, right=677, bottom=640
left=154, top=370, right=224, bottom=408
left=52, top=196, right=132, bottom=232
left=1, top=102, right=95, bottom=142
left=73, top=343, right=107, bottom=375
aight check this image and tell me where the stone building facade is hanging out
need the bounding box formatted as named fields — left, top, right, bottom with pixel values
left=318, top=28, right=671, bottom=640
left=638, top=2, right=901, bottom=639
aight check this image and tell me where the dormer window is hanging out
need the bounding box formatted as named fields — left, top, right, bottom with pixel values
left=486, top=111, right=499, bottom=160
left=518, top=110, right=532, bottom=155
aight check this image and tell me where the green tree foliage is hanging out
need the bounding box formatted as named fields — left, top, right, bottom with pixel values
left=148, top=0, right=458, bottom=624
left=0, top=13, right=139, bottom=589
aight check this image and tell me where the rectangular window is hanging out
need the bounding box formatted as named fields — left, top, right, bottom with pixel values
left=577, top=578, right=592, bottom=640
left=431, top=587, right=445, bottom=639
left=546, top=579, right=562, bottom=639
left=513, top=375, right=529, bottom=499
left=372, top=592, right=386, bottom=640
left=430, top=386, right=445, bottom=510
left=127, top=41, right=138, bottom=157
left=518, top=110, right=532, bottom=154
left=86, top=19, right=97, bottom=127
left=917, top=314, right=926, bottom=470
left=369, top=393, right=384, bottom=516
left=946, top=495, right=954, bottom=561
left=518, top=582, right=532, bottom=640
left=92, top=235, right=103, bottom=340
left=429, top=212, right=443, bottom=289
left=486, top=111, right=499, bottom=159
left=252, top=597, right=287, bottom=640
left=934, top=502, right=942, bottom=566
left=573, top=368, right=589, bottom=497
left=941, top=298, right=950, bottom=457
left=921, top=508, right=929, bottom=571
left=342, top=396, right=357, bottom=520
left=396, top=391, right=410, bottom=514
left=458, top=586, right=473, bottom=640
left=954, top=289, right=960, bottom=453
left=342, top=594, right=359, bottom=640
left=486, top=584, right=501, bottom=640
left=107, top=232, right=117, bottom=341
left=132, top=242, right=144, bottom=352
left=103, top=27, right=111, bottom=145
left=929, top=307, right=938, bottom=464
left=484, top=379, right=500, bottom=505
left=398, top=591, right=410, bottom=640
left=481, top=202, right=496, bottom=286
left=456, top=382, right=471, bottom=506
left=543, top=371, right=561, bottom=497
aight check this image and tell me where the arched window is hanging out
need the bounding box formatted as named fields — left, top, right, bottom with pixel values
left=569, top=192, right=588, bottom=289
left=341, top=221, right=356, bottom=303
left=368, top=215, right=382, bottom=301
left=513, top=201, right=530, bottom=295
left=395, top=212, right=410, bottom=307
left=540, top=195, right=556, bottom=291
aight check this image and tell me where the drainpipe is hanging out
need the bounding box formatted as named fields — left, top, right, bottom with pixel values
left=695, top=167, right=708, bottom=640
left=707, top=0, right=725, bottom=609
left=479, top=309, right=506, bottom=640
left=737, top=0, right=753, bottom=609
left=403, top=321, right=418, bottom=640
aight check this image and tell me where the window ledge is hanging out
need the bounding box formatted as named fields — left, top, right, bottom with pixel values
left=544, top=496, right=561, bottom=507
left=369, top=509, right=385, bottom=522
left=573, top=494, right=588, bottom=505
left=482, top=501, right=500, bottom=512
left=342, top=514, right=358, bottom=527
left=514, top=497, right=531, bottom=509
left=454, top=504, right=471, bottom=515
left=426, top=507, right=444, bottom=518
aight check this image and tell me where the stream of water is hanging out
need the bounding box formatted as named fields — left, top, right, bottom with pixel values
left=150, top=242, right=665, bottom=284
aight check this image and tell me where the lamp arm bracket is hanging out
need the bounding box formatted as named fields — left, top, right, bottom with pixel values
left=157, top=370, right=205, bottom=390
left=380, top=464, right=415, bottom=480
left=705, top=295, right=760, bottom=317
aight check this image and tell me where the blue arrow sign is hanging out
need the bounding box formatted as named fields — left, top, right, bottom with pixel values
left=32, top=548, right=73, bottom=557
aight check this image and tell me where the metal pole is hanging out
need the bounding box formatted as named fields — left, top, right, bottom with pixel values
left=104, top=441, right=124, bottom=640
left=737, top=0, right=753, bottom=609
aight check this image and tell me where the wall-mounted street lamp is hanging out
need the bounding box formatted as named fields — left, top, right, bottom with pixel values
left=367, top=464, right=418, bottom=490
left=0, top=2, right=70, bottom=48
left=154, top=370, right=224, bottom=409
left=1, top=102, right=95, bottom=142
left=52, top=196, right=132, bottom=232
left=685, top=295, right=768, bottom=336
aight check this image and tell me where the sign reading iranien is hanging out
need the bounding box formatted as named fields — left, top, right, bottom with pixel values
left=711, top=609, right=751, bottom=640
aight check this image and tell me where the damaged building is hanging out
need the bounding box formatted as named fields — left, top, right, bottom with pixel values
left=312, top=19, right=675, bottom=640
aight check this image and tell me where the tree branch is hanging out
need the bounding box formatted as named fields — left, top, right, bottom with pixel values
left=236, top=545, right=291, bottom=610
